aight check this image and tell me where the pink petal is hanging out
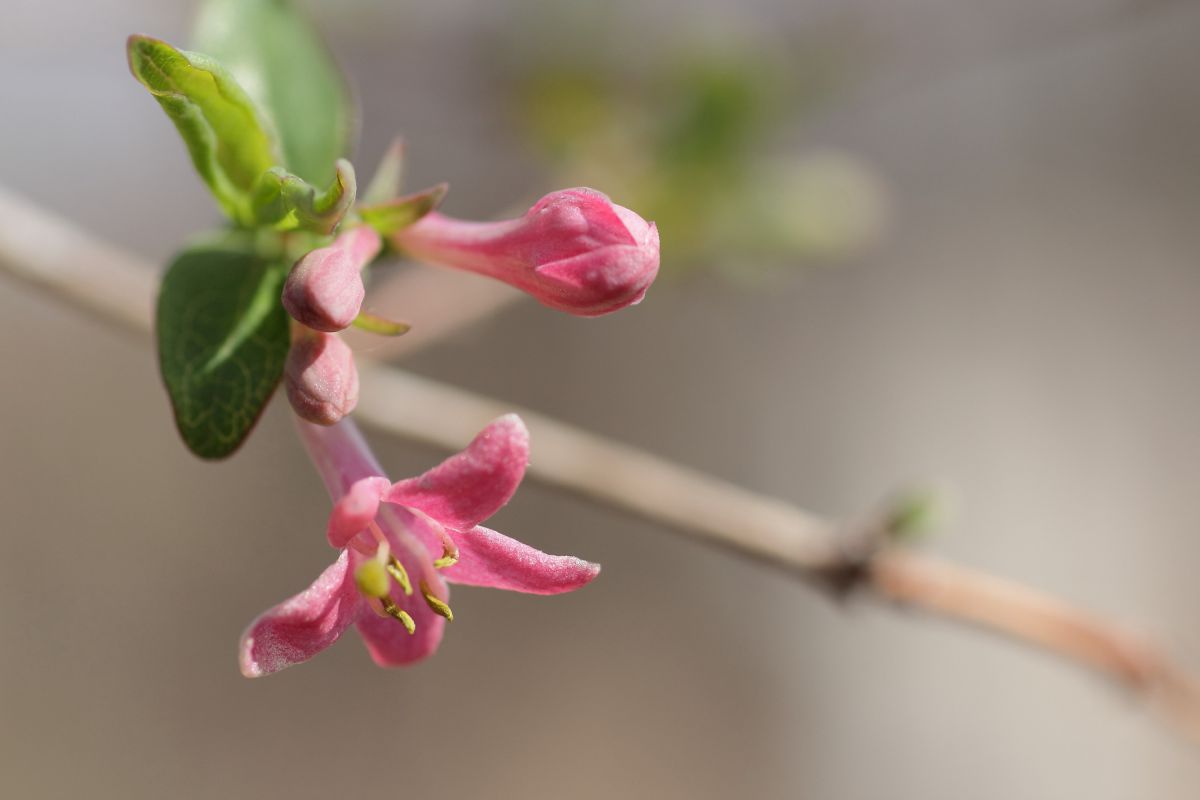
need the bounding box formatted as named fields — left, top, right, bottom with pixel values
left=525, top=188, right=638, bottom=253
left=327, top=476, right=391, bottom=548
left=441, top=525, right=600, bottom=594
left=533, top=230, right=659, bottom=316
left=386, top=414, right=529, bottom=529
left=239, top=551, right=363, bottom=677
left=384, top=505, right=455, bottom=562
left=355, top=593, right=446, bottom=667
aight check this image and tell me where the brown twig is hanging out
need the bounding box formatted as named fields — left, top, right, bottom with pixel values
left=1, top=185, right=1197, bottom=742
left=868, top=550, right=1200, bottom=734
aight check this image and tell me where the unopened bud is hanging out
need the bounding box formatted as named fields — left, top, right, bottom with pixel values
left=285, top=329, right=359, bottom=426
left=282, top=226, right=382, bottom=331
left=393, top=188, right=660, bottom=317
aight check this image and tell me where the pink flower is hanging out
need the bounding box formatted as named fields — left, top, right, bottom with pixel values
left=393, top=188, right=660, bottom=317
left=282, top=225, right=382, bottom=332
left=239, top=414, right=599, bottom=676
left=284, top=328, right=359, bottom=426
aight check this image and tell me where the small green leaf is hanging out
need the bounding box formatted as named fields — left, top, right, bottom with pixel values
left=362, top=138, right=406, bottom=205
left=359, top=183, right=449, bottom=235
left=127, top=35, right=280, bottom=225
left=884, top=488, right=942, bottom=543
left=193, top=0, right=352, bottom=186
left=252, top=158, right=356, bottom=234
left=352, top=311, right=411, bottom=337
left=157, top=242, right=290, bottom=459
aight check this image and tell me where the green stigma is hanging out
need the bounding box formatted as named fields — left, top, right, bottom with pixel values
left=355, top=559, right=390, bottom=599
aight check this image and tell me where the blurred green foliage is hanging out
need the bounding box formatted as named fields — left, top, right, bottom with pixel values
left=497, top=8, right=887, bottom=280
left=194, top=0, right=352, bottom=187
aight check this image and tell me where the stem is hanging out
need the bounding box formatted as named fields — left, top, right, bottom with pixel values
left=0, top=186, right=155, bottom=334
left=2, top=185, right=1197, bottom=741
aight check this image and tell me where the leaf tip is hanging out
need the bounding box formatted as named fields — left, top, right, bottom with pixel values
left=126, top=34, right=179, bottom=91
left=334, top=158, right=357, bottom=196
left=125, top=33, right=151, bottom=76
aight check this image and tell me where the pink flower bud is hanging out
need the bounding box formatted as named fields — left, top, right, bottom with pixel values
left=393, top=188, right=660, bottom=317
left=282, top=226, right=382, bottom=332
left=285, top=329, right=359, bottom=426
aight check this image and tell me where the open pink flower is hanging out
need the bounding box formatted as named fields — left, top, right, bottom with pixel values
left=393, top=188, right=660, bottom=317
left=239, top=414, right=599, bottom=676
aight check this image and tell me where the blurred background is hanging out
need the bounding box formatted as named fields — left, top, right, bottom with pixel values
left=3, top=0, right=1200, bottom=796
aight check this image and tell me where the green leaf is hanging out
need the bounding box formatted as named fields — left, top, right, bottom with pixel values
left=884, top=488, right=942, bottom=543
left=193, top=0, right=352, bottom=186
left=362, top=137, right=406, bottom=205
left=127, top=35, right=280, bottom=225
left=157, top=242, right=290, bottom=459
left=359, top=183, right=448, bottom=235
left=252, top=158, right=356, bottom=234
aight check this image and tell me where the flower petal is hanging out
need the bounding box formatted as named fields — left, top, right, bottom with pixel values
left=355, top=593, right=446, bottom=667
left=441, top=525, right=600, bottom=594
left=386, top=414, right=529, bottom=529
left=381, top=505, right=455, bottom=563
left=327, top=476, right=391, bottom=548
left=239, top=551, right=363, bottom=677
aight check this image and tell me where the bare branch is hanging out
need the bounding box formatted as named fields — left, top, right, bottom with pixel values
left=1, top=185, right=1196, bottom=741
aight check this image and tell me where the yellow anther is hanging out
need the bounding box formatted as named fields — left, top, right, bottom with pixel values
left=433, top=542, right=459, bottom=570
left=354, top=559, right=390, bottom=599
left=420, top=581, right=454, bottom=622
left=379, top=597, right=417, bottom=635
left=386, top=556, right=414, bottom=596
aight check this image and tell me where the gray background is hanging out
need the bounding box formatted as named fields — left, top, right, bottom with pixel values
left=2, top=0, right=1199, bottom=797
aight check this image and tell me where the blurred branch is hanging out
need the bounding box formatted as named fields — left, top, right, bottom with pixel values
left=1, top=185, right=1197, bottom=742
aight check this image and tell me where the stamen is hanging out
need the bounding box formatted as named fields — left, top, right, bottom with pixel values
left=386, top=556, right=414, bottom=596
left=420, top=581, right=454, bottom=622
left=433, top=540, right=459, bottom=570
left=379, top=597, right=417, bottom=635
